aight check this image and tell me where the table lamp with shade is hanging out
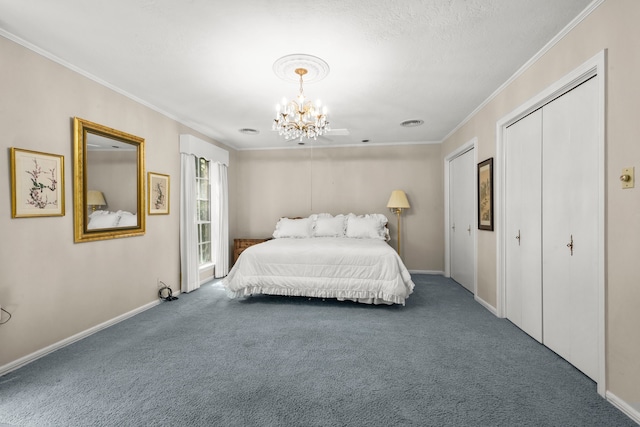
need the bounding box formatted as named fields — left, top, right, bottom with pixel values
left=387, top=190, right=410, bottom=258
left=87, top=190, right=106, bottom=212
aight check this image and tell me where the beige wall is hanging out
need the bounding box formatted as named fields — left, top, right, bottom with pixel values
left=233, top=144, right=444, bottom=272
left=0, top=36, right=235, bottom=368
left=442, top=0, right=640, bottom=408
left=88, top=151, right=137, bottom=213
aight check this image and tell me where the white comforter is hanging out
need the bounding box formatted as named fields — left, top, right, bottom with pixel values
left=222, top=238, right=415, bottom=305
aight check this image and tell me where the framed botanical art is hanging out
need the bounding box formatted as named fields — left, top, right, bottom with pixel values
left=477, top=157, right=494, bottom=231
left=148, top=172, right=170, bottom=215
left=10, top=148, right=65, bottom=218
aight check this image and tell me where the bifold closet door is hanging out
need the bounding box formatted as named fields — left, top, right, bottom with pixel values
left=504, top=109, right=542, bottom=342
left=449, top=148, right=475, bottom=293
left=542, top=77, right=599, bottom=381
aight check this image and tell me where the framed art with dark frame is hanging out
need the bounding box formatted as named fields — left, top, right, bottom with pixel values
left=477, top=157, right=494, bottom=231
left=148, top=172, right=170, bottom=215
left=10, top=147, right=65, bottom=218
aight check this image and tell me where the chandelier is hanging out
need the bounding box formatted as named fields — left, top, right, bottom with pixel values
left=273, top=67, right=329, bottom=142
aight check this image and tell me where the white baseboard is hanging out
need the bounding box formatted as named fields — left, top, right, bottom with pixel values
left=606, top=391, right=640, bottom=425
left=409, top=270, right=444, bottom=275
left=0, top=299, right=161, bottom=377
left=475, top=295, right=498, bottom=316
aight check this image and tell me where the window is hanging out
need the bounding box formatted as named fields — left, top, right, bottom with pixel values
left=196, top=157, right=211, bottom=266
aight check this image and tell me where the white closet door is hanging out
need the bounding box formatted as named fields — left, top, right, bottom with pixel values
left=542, top=77, right=599, bottom=380
left=450, top=148, right=475, bottom=292
left=504, top=110, right=543, bottom=342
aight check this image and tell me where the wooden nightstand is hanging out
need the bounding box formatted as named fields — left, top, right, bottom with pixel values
left=233, top=238, right=269, bottom=264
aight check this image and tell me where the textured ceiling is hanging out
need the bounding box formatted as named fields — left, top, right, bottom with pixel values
left=0, top=0, right=595, bottom=150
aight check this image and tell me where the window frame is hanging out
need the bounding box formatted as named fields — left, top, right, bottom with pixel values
left=195, top=157, right=213, bottom=268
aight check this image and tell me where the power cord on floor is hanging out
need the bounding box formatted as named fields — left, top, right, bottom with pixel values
left=0, top=307, right=12, bottom=325
left=158, top=281, right=178, bottom=301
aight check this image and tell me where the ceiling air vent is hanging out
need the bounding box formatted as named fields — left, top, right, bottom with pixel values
left=400, top=119, right=424, bottom=128
left=238, top=128, right=260, bottom=135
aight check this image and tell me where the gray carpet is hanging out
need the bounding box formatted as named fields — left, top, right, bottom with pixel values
left=0, top=274, right=635, bottom=427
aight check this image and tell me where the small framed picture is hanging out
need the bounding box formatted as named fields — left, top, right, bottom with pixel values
left=148, top=172, right=170, bottom=215
left=10, top=148, right=65, bottom=218
left=477, top=157, right=494, bottom=231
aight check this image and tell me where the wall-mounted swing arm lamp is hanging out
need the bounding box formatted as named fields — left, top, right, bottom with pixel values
left=387, top=190, right=410, bottom=258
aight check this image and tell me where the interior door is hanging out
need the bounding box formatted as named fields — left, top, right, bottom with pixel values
left=504, top=109, right=543, bottom=342
left=449, top=148, right=475, bottom=292
left=542, top=76, right=599, bottom=381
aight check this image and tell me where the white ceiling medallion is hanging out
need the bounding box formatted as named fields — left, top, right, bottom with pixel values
left=273, top=54, right=330, bottom=84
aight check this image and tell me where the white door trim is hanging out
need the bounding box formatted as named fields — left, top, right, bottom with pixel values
left=495, top=50, right=606, bottom=395
left=444, top=138, right=477, bottom=295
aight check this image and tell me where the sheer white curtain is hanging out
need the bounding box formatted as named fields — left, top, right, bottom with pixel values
left=180, top=153, right=199, bottom=293
left=179, top=134, right=229, bottom=291
left=212, top=162, right=229, bottom=277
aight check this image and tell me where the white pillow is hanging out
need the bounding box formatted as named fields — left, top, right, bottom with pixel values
left=117, top=212, right=137, bottom=227
left=87, top=212, right=120, bottom=229
left=368, top=213, right=390, bottom=240
left=313, top=215, right=346, bottom=237
left=345, top=214, right=388, bottom=240
left=272, top=217, right=312, bottom=238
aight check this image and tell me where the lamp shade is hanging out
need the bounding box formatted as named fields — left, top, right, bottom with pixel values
left=87, top=190, right=106, bottom=206
left=387, top=190, right=410, bottom=209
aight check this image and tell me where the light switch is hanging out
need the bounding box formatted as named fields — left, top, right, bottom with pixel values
left=620, top=167, right=634, bottom=189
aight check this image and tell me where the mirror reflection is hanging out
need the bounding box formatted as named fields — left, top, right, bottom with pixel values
left=73, top=117, right=145, bottom=243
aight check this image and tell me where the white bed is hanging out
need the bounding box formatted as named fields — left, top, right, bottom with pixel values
left=87, top=210, right=138, bottom=229
left=222, top=214, right=415, bottom=305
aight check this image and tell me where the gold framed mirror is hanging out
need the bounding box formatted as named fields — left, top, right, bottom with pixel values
left=73, top=117, right=145, bottom=243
